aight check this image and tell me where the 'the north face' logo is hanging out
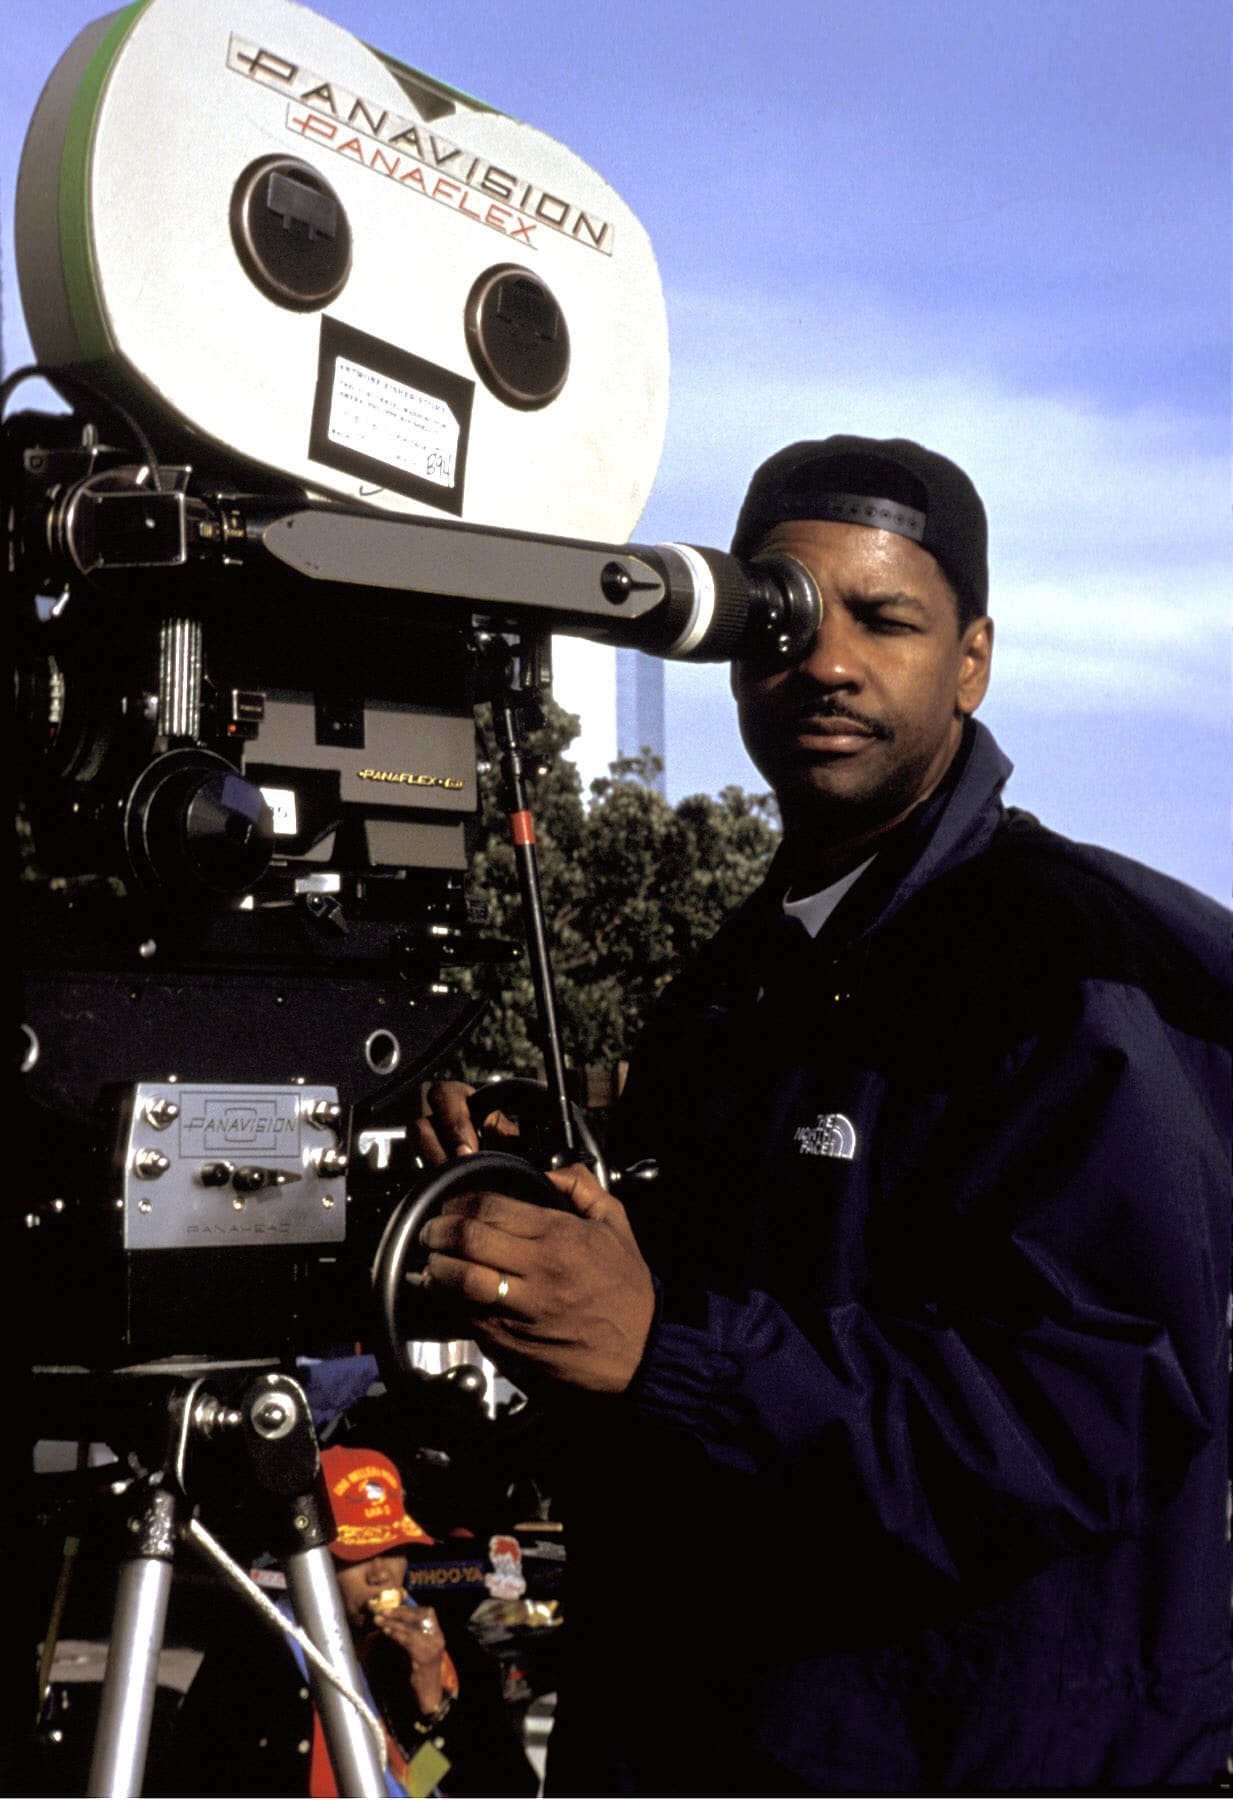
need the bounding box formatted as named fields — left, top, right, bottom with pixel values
left=794, top=1113, right=857, bottom=1160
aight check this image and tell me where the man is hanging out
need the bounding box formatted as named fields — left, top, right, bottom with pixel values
left=415, top=437, right=1232, bottom=1795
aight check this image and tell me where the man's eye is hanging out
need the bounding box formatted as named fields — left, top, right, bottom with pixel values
left=864, top=613, right=916, bottom=634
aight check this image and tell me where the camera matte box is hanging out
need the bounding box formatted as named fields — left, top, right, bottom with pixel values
left=16, top=0, right=669, bottom=541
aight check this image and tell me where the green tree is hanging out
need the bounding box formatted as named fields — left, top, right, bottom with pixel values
left=445, top=696, right=780, bottom=1093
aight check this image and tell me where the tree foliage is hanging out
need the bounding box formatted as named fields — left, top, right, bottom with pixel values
left=444, top=697, right=780, bottom=1087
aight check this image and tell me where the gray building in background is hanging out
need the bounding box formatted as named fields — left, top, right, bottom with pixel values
left=615, top=649, right=666, bottom=793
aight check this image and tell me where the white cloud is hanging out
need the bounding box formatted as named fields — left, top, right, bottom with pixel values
left=988, top=568, right=1230, bottom=721
left=636, top=285, right=1231, bottom=725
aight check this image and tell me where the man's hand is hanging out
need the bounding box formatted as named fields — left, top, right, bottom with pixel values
left=413, top=1079, right=519, bottom=1164
left=417, top=1160, right=655, bottom=1394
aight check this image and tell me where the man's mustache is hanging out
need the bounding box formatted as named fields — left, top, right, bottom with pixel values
left=783, top=695, right=893, bottom=742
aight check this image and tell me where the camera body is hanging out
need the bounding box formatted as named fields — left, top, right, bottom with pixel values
left=13, top=0, right=669, bottom=1369
left=13, top=0, right=819, bottom=1375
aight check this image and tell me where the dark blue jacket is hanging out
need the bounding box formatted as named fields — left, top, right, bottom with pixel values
left=546, top=722, right=1232, bottom=1796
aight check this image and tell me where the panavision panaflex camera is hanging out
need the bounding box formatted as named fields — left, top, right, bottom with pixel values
left=10, top=0, right=818, bottom=1373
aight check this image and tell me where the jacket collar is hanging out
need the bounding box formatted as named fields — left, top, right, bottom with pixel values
left=753, top=719, right=1014, bottom=961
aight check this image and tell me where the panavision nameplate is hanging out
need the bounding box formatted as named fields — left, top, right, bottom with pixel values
left=16, top=0, right=669, bottom=540
left=116, top=1082, right=348, bottom=1250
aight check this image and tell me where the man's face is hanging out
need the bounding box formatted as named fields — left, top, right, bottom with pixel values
left=732, top=519, right=993, bottom=844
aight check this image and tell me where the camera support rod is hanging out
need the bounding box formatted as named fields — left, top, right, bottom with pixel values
left=484, top=635, right=581, bottom=1163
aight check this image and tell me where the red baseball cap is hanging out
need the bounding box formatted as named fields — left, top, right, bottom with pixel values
left=320, top=1446, right=434, bottom=1562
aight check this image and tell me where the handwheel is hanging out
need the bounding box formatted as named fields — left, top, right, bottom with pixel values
left=370, top=1081, right=605, bottom=1451
left=372, top=1149, right=565, bottom=1396
left=464, top=1077, right=611, bottom=1192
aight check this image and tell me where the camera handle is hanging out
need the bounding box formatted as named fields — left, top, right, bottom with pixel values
left=370, top=1082, right=612, bottom=1438
left=486, top=639, right=585, bottom=1164
left=84, top=1368, right=387, bottom=1798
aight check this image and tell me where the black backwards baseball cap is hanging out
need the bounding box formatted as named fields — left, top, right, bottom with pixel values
left=731, top=435, right=989, bottom=623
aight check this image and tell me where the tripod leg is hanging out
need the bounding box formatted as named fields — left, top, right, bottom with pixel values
left=284, top=1543, right=387, bottom=1798
left=88, top=1485, right=178, bottom=1799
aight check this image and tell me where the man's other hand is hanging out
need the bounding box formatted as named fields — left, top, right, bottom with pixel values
left=414, top=1078, right=520, bottom=1164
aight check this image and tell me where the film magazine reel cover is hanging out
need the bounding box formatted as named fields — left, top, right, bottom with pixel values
left=11, top=5, right=820, bottom=1788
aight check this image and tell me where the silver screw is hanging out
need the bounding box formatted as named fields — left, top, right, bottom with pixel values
left=252, top=1395, right=298, bottom=1440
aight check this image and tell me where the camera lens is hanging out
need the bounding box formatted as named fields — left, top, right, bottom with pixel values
left=124, top=750, right=275, bottom=896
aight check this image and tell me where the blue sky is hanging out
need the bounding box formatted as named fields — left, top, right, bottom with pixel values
left=5, top=0, right=1229, bottom=901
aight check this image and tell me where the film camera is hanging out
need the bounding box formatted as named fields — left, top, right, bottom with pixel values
left=11, top=3, right=817, bottom=1788
left=12, top=0, right=817, bottom=1376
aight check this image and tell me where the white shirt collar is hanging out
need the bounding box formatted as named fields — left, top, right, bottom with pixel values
left=782, top=856, right=876, bottom=939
